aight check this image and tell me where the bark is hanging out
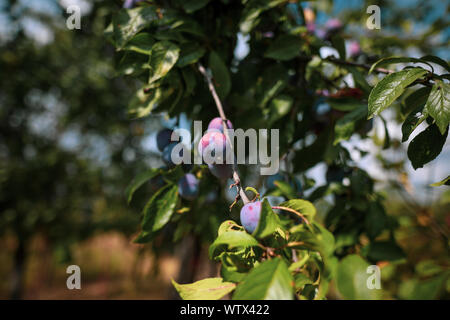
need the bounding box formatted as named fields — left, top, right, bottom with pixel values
left=10, top=237, right=26, bottom=300
left=167, top=235, right=202, bottom=299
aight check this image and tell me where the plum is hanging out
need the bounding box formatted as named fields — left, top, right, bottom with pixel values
left=317, top=18, right=343, bottom=40
left=123, top=0, right=143, bottom=8
left=157, top=128, right=174, bottom=152
left=198, top=131, right=228, bottom=164
left=162, top=142, right=183, bottom=167
left=178, top=173, right=199, bottom=200
left=240, top=201, right=262, bottom=233
left=207, top=117, right=233, bottom=133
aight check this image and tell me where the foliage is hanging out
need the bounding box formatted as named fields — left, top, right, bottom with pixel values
left=106, top=0, right=450, bottom=300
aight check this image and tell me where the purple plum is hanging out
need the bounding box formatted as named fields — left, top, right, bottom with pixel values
left=198, top=131, right=228, bottom=163
left=123, top=0, right=144, bottom=9
left=178, top=173, right=199, bottom=200
left=240, top=201, right=262, bottom=233
left=162, top=142, right=184, bottom=167
left=207, top=117, right=233, bottom=133
left=157, top=128, right=174, bottom=152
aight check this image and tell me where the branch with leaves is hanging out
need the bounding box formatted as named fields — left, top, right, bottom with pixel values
left=197, top=63, right=250, bottom=205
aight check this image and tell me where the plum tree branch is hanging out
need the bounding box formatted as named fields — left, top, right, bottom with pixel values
left=198, top=63, right=250, bottom=205
left=323, top=56, right=434, bottom=87
left=323, top=56, right=393, bottom=74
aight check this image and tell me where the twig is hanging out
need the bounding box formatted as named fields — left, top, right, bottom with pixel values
left=324, top=56, right=393, bottom=74
left=272, top=206, right=310, bottom=225
left=324, top=56, right=434, bottom=87
left=198, top=63, right=250, bottom=205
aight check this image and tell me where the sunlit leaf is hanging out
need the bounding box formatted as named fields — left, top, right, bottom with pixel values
left=368, top=68, right=428, bottom=119
left=172, top=277, right=235, bottom=300
left=233, top=258, right=294, bottom=300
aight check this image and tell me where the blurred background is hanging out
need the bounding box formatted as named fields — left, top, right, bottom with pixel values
left=0, top=0, right=448, bottom=299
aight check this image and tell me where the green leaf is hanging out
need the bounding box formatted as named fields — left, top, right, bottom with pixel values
left=289, top=223, right=335, bottom=258
left=401, top=105, right=428, bottom=142
left=264, top=35, right=302, bottom=61
left=368, top=68, right=428, bottom=119
left=239, top=0, right=287, bottom=34
left=257, top=64, right=288, bottom=108
left=334, top=105, right=367, bottom=145
left=401, top=87, right=431, bottom=116
left=279, top=199, right=316, bottom=222
left=125, top=168, right=161, bottom=204
left=407, top=124, right=448, bottom=169
left=399, top=273, right=449, bottom=300
left=172, top=277, right=235, bottom=300
left=345, top=66, right=372, bottom=94
left=220, top=249, right=254, bottom=283
left=293, top=126, right=333, bottom=172
left=252, top=198, right=282, bottom=239
left=420, top=55, right=450, bottom=73
left=209, top=231, right=259, bottom=259
left=117, top=51, right=150, bottom=76
left=128, top=86, right=172, bottom=119
left=217, top=220, right=244, bottom=236
left=122, top=33, right=154, bottom=55
left=336, top=255, right=381, bottom=300
left=330, top=36, right=346, bottom=60
left=365, top=241, right=406, bottom=262
left=425, top=80, right=450, bottom=135
left=113, top=7, right=159, bottom=49
left=180, top=0, right=211, bottom=13
left=267, top=94, right=293, bottom=124
left=364, top=201, right=386, bottom=239
left=233, top=258, right=294, bottom=300
left=415, top=260, right=443, bottom=277
left=153, top=29, right=186, bottom=43
left=369, top=57, right=433, bottom=74
left=209, top=51, right=231, bottom=99
left=148, top=41, right=180, bottom=84
left=380, top=115, right=391, bottom=149
left=294, top=273, right=314, bottom=291
left=176, top=43, right=206, bottom=67
left=273, top=180, right=297, bottom=199
left=141, top=184, right=178, bottom=234
left=181, top=67, right=197, bottom=96
left=430, top=175, right=450, bottom=187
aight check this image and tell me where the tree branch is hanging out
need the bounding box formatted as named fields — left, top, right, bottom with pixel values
left=198, top=63, right=250, bottom=205
left=324, top=56, right=433, bottom=87
left=324, top=56, right=393, bottom=74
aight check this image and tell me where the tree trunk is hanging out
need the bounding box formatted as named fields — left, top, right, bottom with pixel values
left=10, top=237, right=26, bottom=300
left=167, top=235, right=202, bottom=299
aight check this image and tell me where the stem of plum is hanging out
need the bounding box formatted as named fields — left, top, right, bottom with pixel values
left=271, top=206, right=310, bottom=225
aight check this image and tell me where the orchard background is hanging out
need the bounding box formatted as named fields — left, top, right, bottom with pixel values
left=0, top=0, right=449, bottom=300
